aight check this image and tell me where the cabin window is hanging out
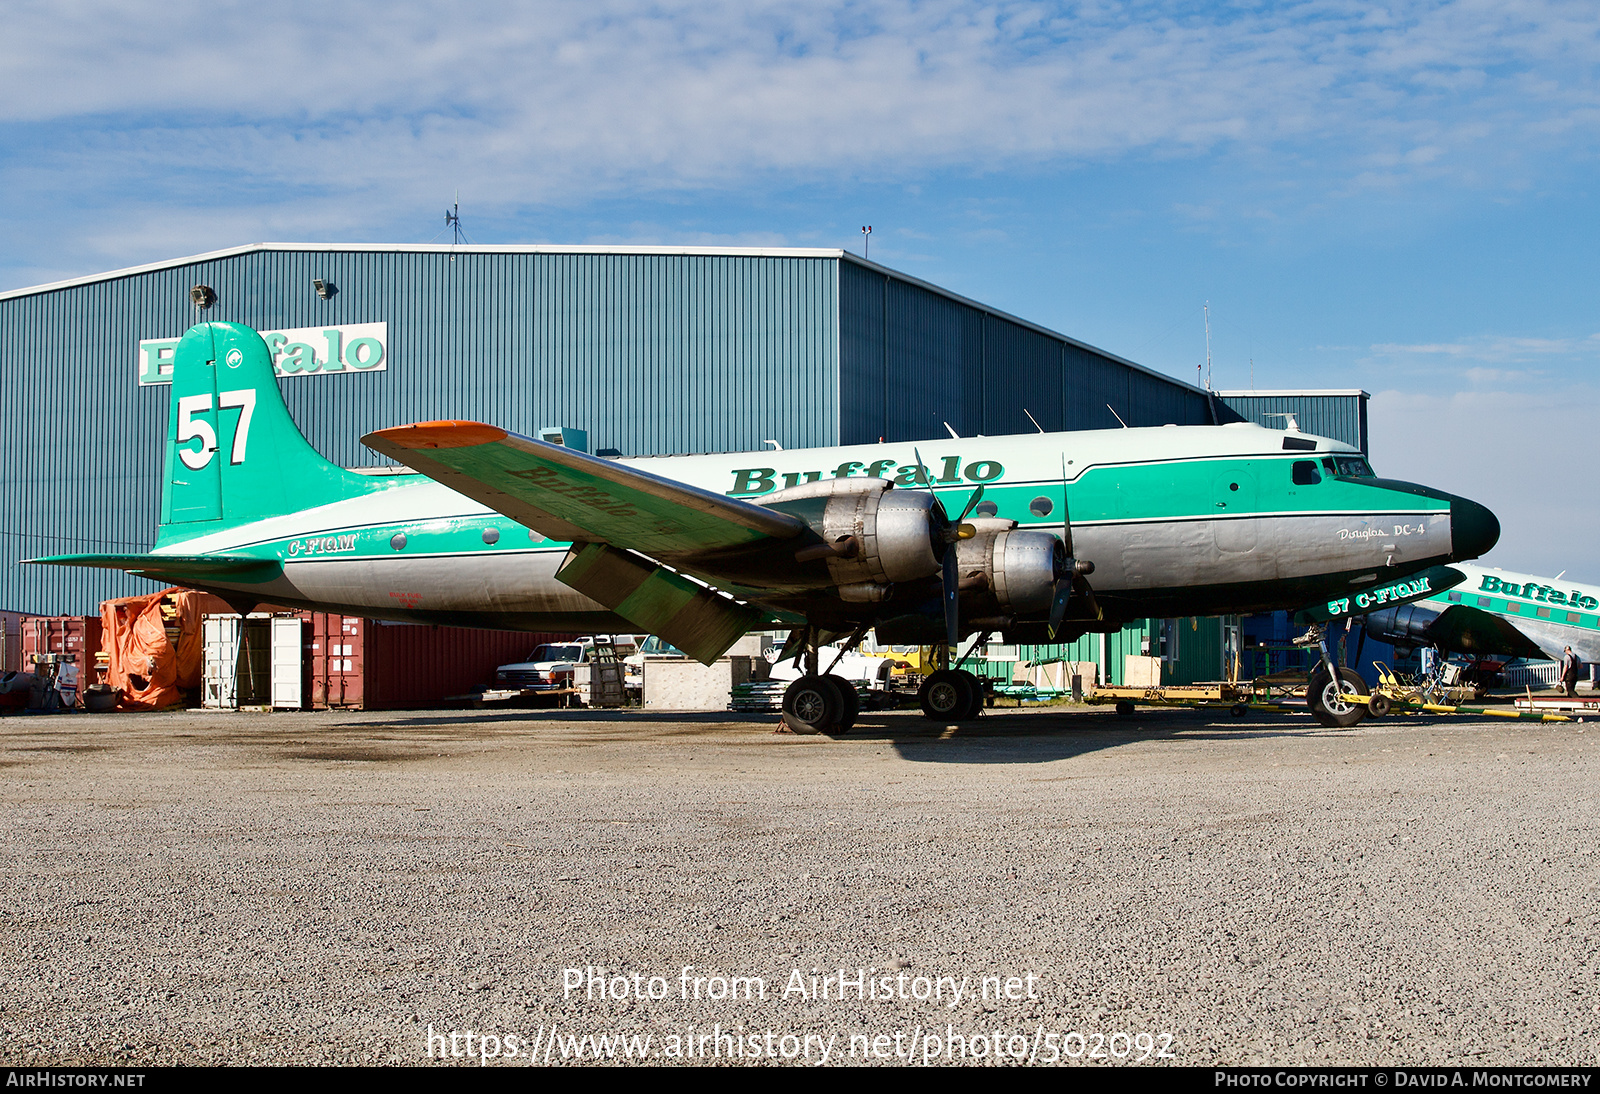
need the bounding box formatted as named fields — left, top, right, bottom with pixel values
left=1029, top=497, right=1054, bottom=518
left=1292, top=461, right=1321, bottom=486
left=1448, top=592, right=1461, bottom=602
left=1477, top=597, right=1491, bottom=607
left=974, top=501, right=998, bottom=518
left=1537, top=606, right=1551, bottom=618
left=1568, top=612, right=1582, bottom=623
left=1507, top=602, right=1520, bottom=613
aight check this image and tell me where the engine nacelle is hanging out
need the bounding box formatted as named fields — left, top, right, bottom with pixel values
left=1362, top=603, right=1438, bottom=650
left=757, top=478, right=947, bottom=593
left=952, top=520, right=1064, bottom=616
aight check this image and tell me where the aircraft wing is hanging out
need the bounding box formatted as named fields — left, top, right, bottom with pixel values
left=363, top=421, right=808, bottom=664
left=1424, top=604, right=1549, bottom=661
left=362, top=421, right=805, bottom=553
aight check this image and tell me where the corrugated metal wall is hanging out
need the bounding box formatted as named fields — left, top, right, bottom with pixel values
left=1013, top=617, right=1223, bottom=687
left=839, top=258, right=1218, bottom=443
left=1215, top=392, right=1369, bottom=453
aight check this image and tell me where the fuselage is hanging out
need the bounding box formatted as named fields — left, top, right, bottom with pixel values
left=151, top=422, right=1498, bottom=632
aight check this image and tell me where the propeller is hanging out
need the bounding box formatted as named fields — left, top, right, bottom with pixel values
left=1047, top=456, right=1098, bottom=639
left=915, top=446, right=982, bottom=652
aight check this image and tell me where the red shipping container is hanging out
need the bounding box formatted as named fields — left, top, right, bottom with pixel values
left=21, top=616, right=104, bottom=681
left=1, top=611, right=22, bottom=674
left=300, top=613, right=575, bottom=710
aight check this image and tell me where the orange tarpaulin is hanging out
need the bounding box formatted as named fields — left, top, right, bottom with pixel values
left=99, top=588, right=233, bottom=711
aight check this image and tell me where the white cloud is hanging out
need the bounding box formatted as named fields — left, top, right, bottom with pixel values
left=1371, top=334, right=1600, bottom=361
left=5, top=0, right=1599, bottom=203
left=1370, top=383, right=1600, bottom=578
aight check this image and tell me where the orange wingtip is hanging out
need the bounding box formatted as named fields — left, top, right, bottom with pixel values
left=371, top=421, right=508, bottom=450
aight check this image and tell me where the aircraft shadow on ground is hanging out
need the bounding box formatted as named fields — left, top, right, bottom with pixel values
left=854, top=709, right=1340, bottom=764
left=352, top=705, right=1339, bottom=765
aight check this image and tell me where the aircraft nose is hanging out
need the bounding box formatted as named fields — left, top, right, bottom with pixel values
left=1449, top=494, right=1500, bottom=561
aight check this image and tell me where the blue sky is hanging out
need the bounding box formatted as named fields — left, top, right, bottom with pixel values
left=4, top=0, right=1597, bottom=574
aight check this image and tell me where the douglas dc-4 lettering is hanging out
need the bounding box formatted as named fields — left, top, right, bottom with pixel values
left=30, top=323, right=1500, bottom=733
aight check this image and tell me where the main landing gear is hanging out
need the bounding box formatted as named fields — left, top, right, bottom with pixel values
left=778, top=625, right=863, bottom=736
left=776, top=626, right=990, bottom=734
left=918, top=668, right=986, bottom=722
left=781, top=673, right=859, bottom=736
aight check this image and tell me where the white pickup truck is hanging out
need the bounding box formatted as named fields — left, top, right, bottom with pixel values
left=487, top=636, right=639, bottom=700
left=493, top=642, right=588, bottom=693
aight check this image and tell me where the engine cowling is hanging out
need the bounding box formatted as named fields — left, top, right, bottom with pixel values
left=756, top=478, right=947, bottom=599
left=1362, top=603, right=1437, bottom=652
left=952, top=519, right=1066, bottom=616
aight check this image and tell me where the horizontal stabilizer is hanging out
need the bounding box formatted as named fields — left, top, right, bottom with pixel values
left=25, top=553, right=283, bottom=585
left=555, top=543, right=761, bottom=665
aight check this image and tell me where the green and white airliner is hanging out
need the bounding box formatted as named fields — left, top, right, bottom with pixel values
left=31, top=322, right=1500, bottom=730
left=1363, top=561, right=1600, bottom=665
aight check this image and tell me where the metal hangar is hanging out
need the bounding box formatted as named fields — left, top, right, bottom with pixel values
left=1, top=242, right=1261, bottom=616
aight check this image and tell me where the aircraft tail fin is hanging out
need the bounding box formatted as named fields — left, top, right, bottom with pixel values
left=158, top=322, right=395, bottom=546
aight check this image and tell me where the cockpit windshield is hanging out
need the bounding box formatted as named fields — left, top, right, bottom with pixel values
left=1322, top=456, right=1374, bottom=478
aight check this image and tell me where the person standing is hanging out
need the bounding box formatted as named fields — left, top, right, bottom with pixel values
left=1559, top=646, right=1582, bottom=698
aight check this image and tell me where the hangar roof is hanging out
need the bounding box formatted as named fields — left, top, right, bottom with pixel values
left=1, top=241, right=1202, bottom=397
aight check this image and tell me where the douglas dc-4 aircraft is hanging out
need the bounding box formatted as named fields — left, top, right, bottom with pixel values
left=1362, top=561, right=1600, bottom=666
left=31, top=323, right=1501, bottom=732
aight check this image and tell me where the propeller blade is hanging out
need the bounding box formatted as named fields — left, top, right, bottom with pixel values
left=1059, top=456, right=1074, bottom=559
left=1075, top=571, right=1101, bottom=621
left=957, top=483, right=985, bottom=523
left=943, top=547, right=960, bottom=650
left=1047, top=578, right=1073, bottom=640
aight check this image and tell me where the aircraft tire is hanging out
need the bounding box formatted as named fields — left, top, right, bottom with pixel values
left=823, top=674, right=859, bottom=733
left=955, top=670, right=985, bottom=720
left=782, top=675, right=842, bottom=735
left=920, top=670, right=974, bottom=722
left=1308, top=667, right=1368, bottom=728
left=1115, top=700, right=1136, bottom=716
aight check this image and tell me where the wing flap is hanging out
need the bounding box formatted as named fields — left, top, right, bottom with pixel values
left=556, top=542, right=763, bottom=664
left=362, top=421, right=804, bottom=554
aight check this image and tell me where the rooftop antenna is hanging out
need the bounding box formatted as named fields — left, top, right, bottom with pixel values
left=1106, top=404, right=1129, bottom=428
left=1023, top=408, right=1045, bottom=433
left=943, top=422, right=961, bottom=439
left=861, top=225, right=872, bottom=260
left=1203, top=301, right=1213, bottom=391
left=445, top=191, right=465, bottom=246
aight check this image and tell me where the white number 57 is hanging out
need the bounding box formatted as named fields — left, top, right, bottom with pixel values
left=177, top=389, right=256, bottom=471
